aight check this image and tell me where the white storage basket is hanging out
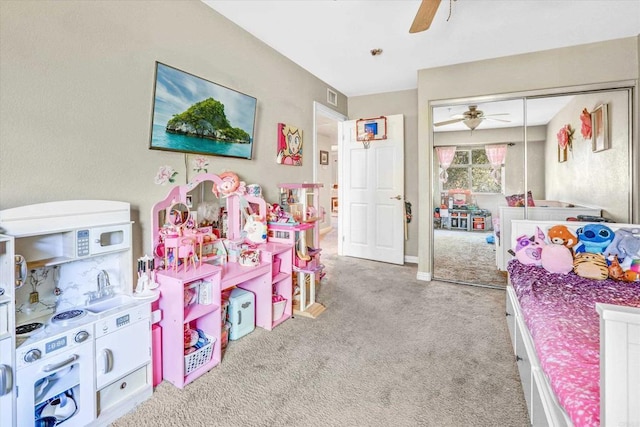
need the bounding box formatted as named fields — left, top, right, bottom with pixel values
left=184, top=335, right=215, bottom=375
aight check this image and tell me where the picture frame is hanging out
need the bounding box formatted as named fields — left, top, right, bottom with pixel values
left=320, top=150, right=329, bottom=165
left=276, top=123, right=303, bottom=166
left=591, top=103, right=609, bottom=152
left=558, top=145, right=567, bottom=163
left=149, top=62, right=257, bottom=160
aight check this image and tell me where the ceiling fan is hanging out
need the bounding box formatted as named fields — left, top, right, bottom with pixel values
left=410, top=0, right=459, bottom=33
left=434, top=105, right=511, bottom=130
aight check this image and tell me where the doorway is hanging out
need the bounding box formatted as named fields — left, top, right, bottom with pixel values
left=313, top=102, right=346, bottom=256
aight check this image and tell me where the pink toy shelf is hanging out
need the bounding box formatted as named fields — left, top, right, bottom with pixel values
left=151, top=173, right=293, bottom=388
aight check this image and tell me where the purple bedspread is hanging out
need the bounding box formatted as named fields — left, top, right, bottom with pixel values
left=507, top=260, right=640, bottom=426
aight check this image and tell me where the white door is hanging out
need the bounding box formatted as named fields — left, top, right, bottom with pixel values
left=340, top=114, right=405, bottom=264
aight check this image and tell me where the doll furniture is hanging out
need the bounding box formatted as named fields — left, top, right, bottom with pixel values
left=268, top=183, right=325, bottom=318
left=151, top=173, right=293, bottom=388
left=506, top=219, right=640, bottom=426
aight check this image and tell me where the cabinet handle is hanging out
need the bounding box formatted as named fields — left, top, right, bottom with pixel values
left=102, top=349, right=114, bottom=374
left=0, top=364, right=13, bottom=396
left=505, top=312, right=511, bottom=317
left=237, top=310, right=242, bottom=325
left=43, top=354, right=79, bottom=372
left=515, top=355, right=523, bottom=362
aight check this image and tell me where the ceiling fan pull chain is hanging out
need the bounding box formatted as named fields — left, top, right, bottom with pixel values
left=447, top=0, right=456, bottom=22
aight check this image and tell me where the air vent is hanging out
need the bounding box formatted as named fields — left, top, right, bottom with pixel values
left=327, top=88, right=337, bottom=106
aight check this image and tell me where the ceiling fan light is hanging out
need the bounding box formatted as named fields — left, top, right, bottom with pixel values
left=463, top=118, right=482, bottom=130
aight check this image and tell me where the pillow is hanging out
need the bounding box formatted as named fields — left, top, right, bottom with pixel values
left=505, top=191, right=535, bottom=207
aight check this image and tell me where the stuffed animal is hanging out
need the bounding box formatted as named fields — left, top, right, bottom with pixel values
left=574, top=224, right=615, bottom=254
left=574, top=252, right=609, bottom=280
left=604, top=228, right=640, bottom=260
left=607, top=256, right=626, bottom=280
left=547, top=225, right=578, bottom=250
left=243, top=215, right=267, bottom=244
left=541, top=244, right=573, bottom=274
left=511, top=227, right=546, bottom=266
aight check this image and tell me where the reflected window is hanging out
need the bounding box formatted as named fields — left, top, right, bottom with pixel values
left=442, top=147, right=503, bottom=194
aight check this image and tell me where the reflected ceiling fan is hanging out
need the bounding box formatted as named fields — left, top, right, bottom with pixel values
left=410, top=0, right=456, bottom=33
left=434, top=105, right=511, bottom=130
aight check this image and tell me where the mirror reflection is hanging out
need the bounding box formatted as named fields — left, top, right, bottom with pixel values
left=432, top=88, right=632, bottom=288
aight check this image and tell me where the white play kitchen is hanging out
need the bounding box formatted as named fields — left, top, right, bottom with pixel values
left=0, top=200, right=154, bottom=427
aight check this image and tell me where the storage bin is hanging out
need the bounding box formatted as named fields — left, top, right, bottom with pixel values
left=272, top=299, right=287, bottom=321
left=184, top=335, right=215, bottom=375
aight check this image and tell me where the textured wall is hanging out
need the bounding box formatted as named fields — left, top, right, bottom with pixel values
left=0, top=0, right=347, bottom=257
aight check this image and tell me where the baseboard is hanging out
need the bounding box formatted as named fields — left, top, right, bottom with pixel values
left=416, top=271, right=431, bottom=281
left=404, top=255, right=418, bottom=264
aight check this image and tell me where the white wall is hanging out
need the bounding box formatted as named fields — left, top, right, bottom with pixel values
left=0, top=1, right=347, bottom=258
left=417, top=37, right=639, bottom=278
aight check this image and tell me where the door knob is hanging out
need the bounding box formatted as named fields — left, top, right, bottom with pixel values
left=390, top=195, right=402, bottom=200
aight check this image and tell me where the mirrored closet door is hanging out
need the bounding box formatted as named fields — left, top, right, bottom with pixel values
left=431, top=86, right=634, bottom=288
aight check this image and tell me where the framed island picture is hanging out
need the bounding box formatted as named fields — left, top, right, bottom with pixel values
left=149, top=62, right=257, bottom=159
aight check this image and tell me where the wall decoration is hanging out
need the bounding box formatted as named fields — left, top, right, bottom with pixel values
left=276, top=123, right=303, bottom=166
left=580, top=108, right=592, bottom=139
left=154, top=165, right=178, bottom=185
left=591, top=103, right=609, bottom=152
left=149, top=62, right=257, bottom=160
left=557, top=145, right=567, bottom=163
left=320, top=150, right=329, bottom=165
left=191, top=155, right=209, bottom=173
left=556, top=124, right=574, bottom=152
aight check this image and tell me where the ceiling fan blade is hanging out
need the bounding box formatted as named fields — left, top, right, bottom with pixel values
left=483, top=113, right=510, bottom=117
left=483, top=117, right=511, bottom=123
left=434, top=117, right=464, bottom=127
left=409, top=0, right=441, bottom=33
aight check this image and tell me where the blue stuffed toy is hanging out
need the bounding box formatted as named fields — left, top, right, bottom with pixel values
left=574, top=224, right=615, bottom=254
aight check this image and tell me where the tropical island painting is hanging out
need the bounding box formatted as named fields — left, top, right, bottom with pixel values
left=149, top=62, right=257, bottom=159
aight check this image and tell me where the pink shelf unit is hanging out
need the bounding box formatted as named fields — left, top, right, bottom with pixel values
left=157, top=263, right=222, bottom=389
left=259, top=242, right=293, bottom=329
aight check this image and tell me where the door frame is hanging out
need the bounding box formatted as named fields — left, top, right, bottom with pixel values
left=312, top=101, right=347, bottom=253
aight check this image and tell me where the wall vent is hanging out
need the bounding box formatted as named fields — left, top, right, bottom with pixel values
left=327, top=88, right=337, bottom=106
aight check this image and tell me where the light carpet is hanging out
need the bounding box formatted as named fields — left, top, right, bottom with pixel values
left=434, top=229, right=507, bottom=288
left=114, top=229, right=527, bottom=426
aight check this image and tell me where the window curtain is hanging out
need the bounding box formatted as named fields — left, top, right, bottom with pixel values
left=436, top=146, right=456, bottom=183
left=485, top=144, right=508, bottom=184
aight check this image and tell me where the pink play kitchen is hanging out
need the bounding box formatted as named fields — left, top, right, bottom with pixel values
left=0, top=201, right=154, bottom=427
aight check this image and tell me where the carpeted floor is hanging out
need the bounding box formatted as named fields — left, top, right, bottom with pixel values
left=113, top=226, right=527, bottom=427
left=434, top=229, right=507, bottom=288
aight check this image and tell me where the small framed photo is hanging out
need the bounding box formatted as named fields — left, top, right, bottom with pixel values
left=591, top=103, right=609, bottom=152
left=558, top=145, right=567, bottom=163
left=320, top=150, right=329, bottom=165
left=185, top=194, right=193, bottom=208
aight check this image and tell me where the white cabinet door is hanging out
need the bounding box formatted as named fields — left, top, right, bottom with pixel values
left=95, top=319, right=150, bottom=390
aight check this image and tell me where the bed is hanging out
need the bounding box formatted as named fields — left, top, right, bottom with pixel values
left=505, top=219, right=640, bottom=426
